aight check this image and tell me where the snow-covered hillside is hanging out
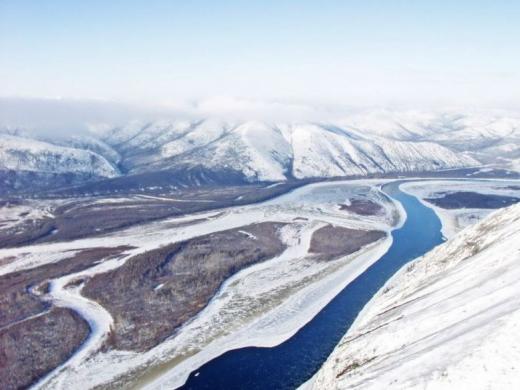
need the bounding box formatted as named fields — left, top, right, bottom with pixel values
left=310, top=203, right=520, bottom=390
left=48, top=135, right=121, bottom=165
left=4, top=109, right=519, bottom=193
left=0, top=134, right=118, bottom=177
left=142, top=120, right=293, bottom=181
left=100, top=119, right=476, bottom=182
left=338, top=110, right=520, bottom=170
left=287, top=123, right=472, bottom=178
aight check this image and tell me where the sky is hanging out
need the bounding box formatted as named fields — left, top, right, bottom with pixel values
left=1, top=0, right=520, bottom=110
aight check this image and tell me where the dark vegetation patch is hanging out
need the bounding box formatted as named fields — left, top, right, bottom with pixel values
left=0, top=181, right=304, bottom=249
left=0, top=246, right=131, bottom=328
left=426, top=191, right=520, bottom=209
left=0, top=169, right=109, bottom=197
left=0, top=307, right=89, bottom=390
left=340, top=199, right=383, bottom=216
left=0, top=246, right=130, bottom=388
left=82, top=222, right=287, bottom=351
left=309, top=225, right=386, bottom=261
left=0, top=217, right=56, bottom=248
left=43, top=166, right=251, bottom=197
left=336, top=357, right=377, bottom=378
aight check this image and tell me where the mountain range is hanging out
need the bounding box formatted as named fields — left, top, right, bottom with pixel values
left=1, top=110, right=519, bottom=194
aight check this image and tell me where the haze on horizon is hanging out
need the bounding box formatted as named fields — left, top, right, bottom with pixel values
left=1, top=0, right=520, bottom=111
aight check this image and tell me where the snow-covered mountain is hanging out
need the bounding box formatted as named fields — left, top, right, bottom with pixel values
left=0, top=134, right=118, bottom=177
left=139, top=120, right=293, bottom=181
left=311, top=203, right=520, bottom=390
left=286, top=123, right=472, bottom=178
left=338, top=110, right=520, bottom=170
left=46, top=134, right=122, bottom=166
left=0, top=133, right=120, bottom=194
left=3, top=109, right=519, bottom=193
left=97, top=119, right=476, bottom=182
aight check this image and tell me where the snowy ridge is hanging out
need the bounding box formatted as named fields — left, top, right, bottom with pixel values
left=311, top=203, right=520, bottom=390
left=48, top=134, right=121, bottom=165
left=288, top=123, right=473, bottom=178
left=5, top=110, right=516, bottom=191
left=107, top=119, right=475, bottom=182
left=101, top=119, right=195, bottom=152
left=338, top=110, right=520, bottom=169
left=0, top=134, right=118, bottom=177
left=189, top=121, right=292, bottom=181
left=160, top=118, right=229, bottom=158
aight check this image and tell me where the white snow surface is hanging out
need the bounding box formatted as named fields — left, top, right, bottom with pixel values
left=160, top=118, right=229, bottom=158
left=127, top=120, right=476, bottom=181
left=197, top=121, right=292, bottom=181
left=337, top=110, right=520, bottom=171
left=0, top=134, right=118, bottom=177
left=310, top=203, right=520, bottom=390
left=101, top=119, right=195, bottom=152
left=0, top=200, right=54, bottom=231
left=288, top=123, right=473, bottom=178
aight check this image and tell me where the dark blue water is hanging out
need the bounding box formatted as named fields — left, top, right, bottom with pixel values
left=179, top=181, right=444, bottom=390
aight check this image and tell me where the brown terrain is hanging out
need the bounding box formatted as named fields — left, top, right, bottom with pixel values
left=309, top=225, right=386, bottom=261
left=0, top=182, right=302, bottom=249
left=0, top=307, right=90, bottom=390
left=340, top=199, right=384, bottom=216
left=0, top=246, right=131, bottom=390
left=82, top=222, right=287, bottom=351
left=426, top=191, right=520, bottom=209
left=0, top=181, right=390, bottom=386
left=0, top=182, right=300, bottom=387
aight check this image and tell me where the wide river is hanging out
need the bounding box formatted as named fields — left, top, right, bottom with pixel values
left=179, top=181, right=444, bottom=390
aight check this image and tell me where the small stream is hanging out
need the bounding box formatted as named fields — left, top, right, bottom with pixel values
left=179, top=181, right=444, bottom=390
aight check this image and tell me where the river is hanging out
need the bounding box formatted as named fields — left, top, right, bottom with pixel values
left=178, top=180, right=444, bottom=390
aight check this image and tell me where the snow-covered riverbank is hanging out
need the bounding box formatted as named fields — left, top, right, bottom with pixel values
left=310, top=202, right=520, bottom=390
left=401, top=179, right=519, bottom=239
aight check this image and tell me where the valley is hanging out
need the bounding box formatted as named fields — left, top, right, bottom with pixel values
left=1, top=104, right=519, bottom=390
left=3, top=3, right=520, bottom=389
left=1, top=179, right=396, bottom=389
left=1, top=176, right=516, bottom=389
left=7, top=110, right=520, bottom=196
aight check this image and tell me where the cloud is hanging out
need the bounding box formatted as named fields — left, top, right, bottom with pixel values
left=2, top=96, right=518, bottom=138
left=0, top=96, right=357, bottom=136
left=0, top=97, right=172, bottom=137
left=169, top=96, right=353, bottom=123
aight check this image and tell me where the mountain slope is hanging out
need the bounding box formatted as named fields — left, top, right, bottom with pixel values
left=0, top=134, right=118, bottom=177
left=0, top=113, right=493, bottom=194
left=141, top=121, right=293, bottom=181
left=339, top=110, right=520, bottom=170
left=0, top=134, right=120, bottom=195
left=43, top=134, right=122, bottom=165
left=288, top=123, right=474, bottom=178
left=103, top=120, right=475, bottom=182
left=311, top=203, right=520, bottom=389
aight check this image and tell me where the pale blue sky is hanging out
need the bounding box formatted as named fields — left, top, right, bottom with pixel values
left=1, top=0, right=519, bottom=108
